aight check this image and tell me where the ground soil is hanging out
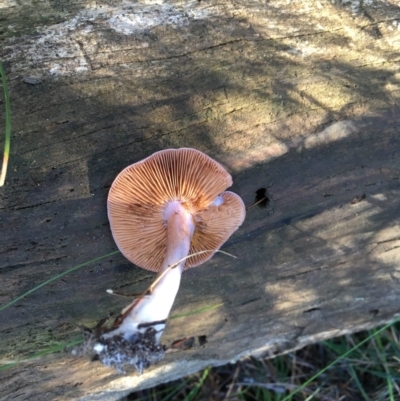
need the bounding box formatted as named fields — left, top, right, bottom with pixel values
left=1, top=1, right=400, bottom=400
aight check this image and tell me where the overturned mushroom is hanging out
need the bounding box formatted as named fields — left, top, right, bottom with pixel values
left=73, top=148, right=245, bottom=373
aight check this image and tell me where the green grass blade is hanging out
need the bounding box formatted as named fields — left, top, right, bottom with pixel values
left=184, top=366, right=210, bottom=401
left=0, top=338, right=82, bottom=371
left=0, top=250, right=120, bottom=312
left=0, top=61, right=11, bottom=187
left=158, top=380, right=189, bottom=401
left=170, top=303, right=223, bottom=319
left=373, top=329, right=395, bottom=401
left=280, top=319, right=399, bottom=401
left=304, top=387, right=320, bottom=401
left=348, top=362, right=370, bottom=401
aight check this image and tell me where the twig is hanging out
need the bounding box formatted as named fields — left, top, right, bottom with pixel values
left=224, top=363, right=241, bottom=400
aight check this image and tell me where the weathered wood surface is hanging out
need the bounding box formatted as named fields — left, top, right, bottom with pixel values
left=1, top=0, right=400, bottom=399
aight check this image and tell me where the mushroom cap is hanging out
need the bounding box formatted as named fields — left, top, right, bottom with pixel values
left=107, top=148, right=245, bottom=272
left=188, top=191, right=245, bottom=267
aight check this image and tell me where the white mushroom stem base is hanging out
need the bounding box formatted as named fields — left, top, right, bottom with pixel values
left=72, top=201, right=196, bottom=373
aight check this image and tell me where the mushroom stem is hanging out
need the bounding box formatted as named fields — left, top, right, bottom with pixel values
left=162, top=200, right=196, bottom=271
left=115, top=201, right=195, bottom=334
left=72, top=201, right=197, bottom=372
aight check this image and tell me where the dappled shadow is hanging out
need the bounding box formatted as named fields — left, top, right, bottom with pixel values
left=1, top=0, right=400, bottom=399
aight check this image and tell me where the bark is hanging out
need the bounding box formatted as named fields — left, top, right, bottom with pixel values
left=1, top=0, right=400, bottom=399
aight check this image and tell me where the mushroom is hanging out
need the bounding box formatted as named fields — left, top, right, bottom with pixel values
left=73, top=148, right=245, bottom=373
